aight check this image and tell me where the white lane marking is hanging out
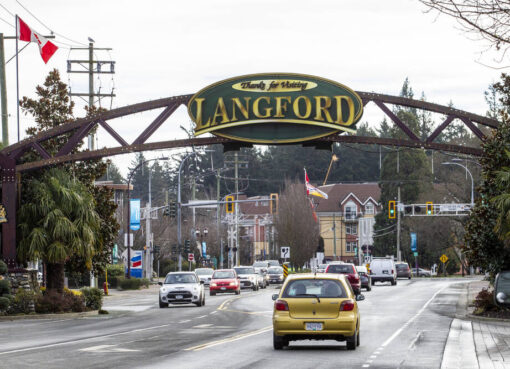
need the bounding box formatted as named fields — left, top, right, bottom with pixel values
left=193, top=324, right=213, bottom=328
left=184, top=326, right=273, bottom=351
left=381, top=286, right=446, bottom=348
left=196, top=315, right=207, bottom=319
left=210, top=311, right=217, bottom=315
left=79, top=344, right=140, bottom=353
left=369, top=355, right=377, bottom=359
left=179, top=320, right=191, bottom=323
left=0, top=323, right=174, bottom=356
left=362, top=365, right=370, bottom=368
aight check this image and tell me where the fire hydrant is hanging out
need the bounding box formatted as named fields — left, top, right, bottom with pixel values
left=103, top=281, right=109, bottom=295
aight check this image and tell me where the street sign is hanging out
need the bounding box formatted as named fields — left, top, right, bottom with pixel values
left=410, top=233, right=417, bottom=252
left=188, top=253, right=194, bottom=262
left=413, top=251, right=418, bottom=257
left=281, top=246, right=290, bottom=259
left=440, top=254, right=448, bottom=263
left=130, top=199, right=141, bottom=231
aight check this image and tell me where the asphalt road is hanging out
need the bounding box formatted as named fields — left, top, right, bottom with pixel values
left=0, top=278, right=473, bottom=369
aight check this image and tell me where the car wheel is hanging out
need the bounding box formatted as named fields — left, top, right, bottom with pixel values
left=235, top=289, right=240, bottom=295
left=346, top=329, right=357, bottom=350
left=210, top=291, right=216, bottom=296
left=273, top=333, right=288, bottom=350
left=371, top=279, right=375, bottom=286
left=366, top=285, right=371, bottom=292
left=252, top=285, right=257, bottom=291
left=159, top=300, right=168, bottom=308
left=202, top=295, right=206, bottom=306
left=357, top=330, right=360, bottom=346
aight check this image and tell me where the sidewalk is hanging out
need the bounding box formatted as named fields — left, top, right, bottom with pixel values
left=441, top=280, right=510, bottom=369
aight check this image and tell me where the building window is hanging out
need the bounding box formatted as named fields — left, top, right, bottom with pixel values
left=365, top=203, right=374, bottom=215
left=344, top=201, right=357, bottom=219
left=346, top=241, right=357, bottom=253
left=346, top=223, right=357, bottom=235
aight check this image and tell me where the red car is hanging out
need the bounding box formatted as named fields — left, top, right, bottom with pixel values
left=325, top=263, right=361, bottom=295
left=209, top=269, right=240, bottom=296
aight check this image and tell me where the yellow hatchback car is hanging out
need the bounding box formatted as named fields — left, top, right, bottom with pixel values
left=272, top=273, right=364, bottom=350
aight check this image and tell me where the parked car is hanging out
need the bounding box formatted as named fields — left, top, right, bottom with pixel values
left=194, top=267, right=214, bottom=286
left=210, top=269, right=240, bottom=295
left=370, top=257, right=397, bottom=285
left=412, top=268, right=431, bottom=277
left=355, top=266, right=372, bottom=291
left=158, top=272, right=205, bottom=308
left=316, top=264, right=328, bottom=273
left=325, top=262, right=361, bottom=295
left=272, top=273, right=364, bottom=350
left=234, top=266, right=259, bottom=290
left=267, top=266, right=284, bottom=284
left=395, top=262, right=412, bottom=279
left=253, top=261, right=270, bottom=272
left=266, top=260, right=281, bottom=267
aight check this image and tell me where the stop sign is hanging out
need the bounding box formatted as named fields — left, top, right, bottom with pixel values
left=188, top=253, right=194, bottom=262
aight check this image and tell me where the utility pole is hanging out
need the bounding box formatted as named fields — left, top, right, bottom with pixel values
left=0, top=34, right=8, bottom=146
left=333, top=213, right=337, bottom=260
left=397, top=149, right=401, bottom=262
left=67, top=42, right=115, bottom=150
left=217, top=169, right=223, bottom=268
left=235, top=153, right=240, bottom=266
left=145, top=168, right=153, bottom=280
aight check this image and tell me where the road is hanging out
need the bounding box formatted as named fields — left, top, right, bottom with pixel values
left=0, top=278, right=472, bottom=369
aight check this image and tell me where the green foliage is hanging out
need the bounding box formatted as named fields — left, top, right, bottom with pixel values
left=35, top=289, right=85, bottom=314
left=98, top=309, right=109, bottom=315
left=473, top=288, right=498, bottom=315
left=9, top=288, right=35, bottom=314
left=0, top=279, right=10, bottom=296
left=106, top=264, right=124, bottom=277
left=118, top=278, right=142, bottom=290
left=0, top=276, right=11, bottom=313
left=0, top=297, right=11, bottom=312
left=140, top=278, right=150, bottom=288
left=80, top=287, right=103, bottom=310
left=0, top=260, right=7, bottom=275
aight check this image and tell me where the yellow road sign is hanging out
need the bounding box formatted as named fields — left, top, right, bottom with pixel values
left=283, top=264, right=288, bottom=279
left=440, top=254, right=448, bottom=263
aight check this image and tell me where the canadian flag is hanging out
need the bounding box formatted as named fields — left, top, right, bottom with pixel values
left=17, top=16, right=58, bottom=64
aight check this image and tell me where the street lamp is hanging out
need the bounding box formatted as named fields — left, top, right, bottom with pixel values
left=125, top=157, right=168, bottom=279
left=441, top=161, right=474, bottom=206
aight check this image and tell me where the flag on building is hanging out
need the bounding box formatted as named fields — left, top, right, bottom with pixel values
left=304, top=168, right=328, bottom=199
left=17, top=16, right=58, bottom=63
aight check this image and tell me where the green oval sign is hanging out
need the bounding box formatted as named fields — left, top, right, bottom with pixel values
left=188, top=73, right=363, bottom=144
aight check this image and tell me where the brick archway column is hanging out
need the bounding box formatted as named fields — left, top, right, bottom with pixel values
left=0, top=155, right=16, bottom=268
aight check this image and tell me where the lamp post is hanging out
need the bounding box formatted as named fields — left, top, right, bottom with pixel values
left=441, top=161, right=474, bottom=206
left=125, top=157, right=168, bottom=279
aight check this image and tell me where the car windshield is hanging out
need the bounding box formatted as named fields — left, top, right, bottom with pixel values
left=212, top=271, right=235, bottom=279
left=268, top=268, right=282, bottom=274
left=195, top=268, right=213, bottom=275
left=327, top=264, right=354, bottom=274
left=282, top=279, right=347, bottom=298
left=253, top=262, right=268, bottom=268
left=164, top=274, right=197, bottom=284
left=319, top=264, right=328, bottom=269
left=267, top=261, right=280, bottom=267
left=235, top=267, right=255, bottom=275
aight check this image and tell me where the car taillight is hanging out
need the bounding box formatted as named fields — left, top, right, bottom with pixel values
left=275, top=300, right=289, bottom=311
left=392, top=269, right=394, bottom=274
left=340, top=300, right=355, bottom=311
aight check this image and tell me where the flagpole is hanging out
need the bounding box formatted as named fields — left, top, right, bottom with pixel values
left=15, top=15, right=20, bottom=142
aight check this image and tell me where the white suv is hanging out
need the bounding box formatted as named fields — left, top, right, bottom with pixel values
left=370, top=257, right=397, bottom=286
left=158, top=272, right=205, bottom=308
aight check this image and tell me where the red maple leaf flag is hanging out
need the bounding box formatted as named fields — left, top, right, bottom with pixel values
left=17, top=16, right=58, bottom=64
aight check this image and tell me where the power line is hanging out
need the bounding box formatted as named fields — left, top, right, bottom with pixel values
left=0, top=15, right=15, bottom=29
left=0, top=4, right=14, bottom=17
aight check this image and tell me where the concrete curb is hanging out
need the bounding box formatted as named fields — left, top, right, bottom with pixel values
left=0, top=310, right=100, bottom=321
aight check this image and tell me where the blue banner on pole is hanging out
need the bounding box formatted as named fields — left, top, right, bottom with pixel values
left=410, top=232, right=417, bottom=252
left=202, top=241, right=207, bottom=258
left=130, top=199, right=141, bottom=231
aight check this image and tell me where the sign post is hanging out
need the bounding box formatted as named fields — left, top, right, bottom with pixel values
left=410, top=232, right=418, bottom=275
left=188, top=253, right=194, bottom=271
left=280, top=246, right=290, bottom=262
left=440, top=254, right=448, bottom=277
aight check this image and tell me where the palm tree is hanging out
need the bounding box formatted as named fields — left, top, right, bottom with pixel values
left=492, top=150, right=510, bottom=239
left=18, top=168, right=101, bottom=293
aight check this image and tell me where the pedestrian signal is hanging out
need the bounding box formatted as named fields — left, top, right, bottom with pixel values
left=226, top=195, right=235, bottom=214
left=388, top=200, right=396, bottom=219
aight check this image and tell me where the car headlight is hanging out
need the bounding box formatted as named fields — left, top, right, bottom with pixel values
left=229, top=282, right=236, bottom=286
left=160, top=287, right=168, bottom=293
left=211, top=283, right=217, bottom=287
left=279, top=275, right=283, bottom=279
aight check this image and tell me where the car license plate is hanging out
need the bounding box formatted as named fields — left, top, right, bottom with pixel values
left=175, top=295, right=183, bottom=300
left=220, top=287, right=226, bottom=290
left=383, top=270, right=388, bottom=274
left=305, top=323, right=323, bottom=331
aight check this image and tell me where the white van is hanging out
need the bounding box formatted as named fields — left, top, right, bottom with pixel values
left=370, top=257, right=397, bottom=285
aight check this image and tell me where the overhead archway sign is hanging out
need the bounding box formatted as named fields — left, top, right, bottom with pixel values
left=188, top=73, right=364, bottom=144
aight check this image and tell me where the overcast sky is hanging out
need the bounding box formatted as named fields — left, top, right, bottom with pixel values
left=0, top=0, right=505, bottom=176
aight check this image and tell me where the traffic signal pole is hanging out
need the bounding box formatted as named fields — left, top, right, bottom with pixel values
left=397, top=186, right=401, bottom=262
left=177, top=152, right=197, bottom=271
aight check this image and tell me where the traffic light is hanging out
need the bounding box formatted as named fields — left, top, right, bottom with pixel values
left=169, top=202, right=177, bottom=218
left=226, top=195, right=234, bottom=214
left=184, top=239, right=191, bottom=253
left=388, top=200, right=396, bottom=219
left=426, top=202, right=433, bottom=215
left=270, top=193, right=279, bottom=214
left=171, top=244, right=177, bottom=254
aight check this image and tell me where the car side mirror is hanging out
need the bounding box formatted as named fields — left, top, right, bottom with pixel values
left=272, top=294, right=279, bottom=301
left=494, top=271, right=510, bottom=307
left=200, top=280, right=204, bottom=284
left=356, top=294, right=365, bottom=302
left=158, top=282, right=163, bottom=286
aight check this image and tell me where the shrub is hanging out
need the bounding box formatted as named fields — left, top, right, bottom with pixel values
left=106, top=264, right=124, bottom=277
left=9, top=288, right=35, bottom=314
left=0, top=296, right=10, bottom=312
left=35, top=289, right=85, bottom=314
left=0, top=260, right=7, bottom=275
left=0, top=279, right=10, bottom=296
left=98, top=309, right=109, bottom=315
left=140, top=278, right=150, bottom=288
left=473, top=288, right=498, bottom=315
left=118, top=278, right=142, bottom=290
left=80, top=287, right=103, bottom=310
